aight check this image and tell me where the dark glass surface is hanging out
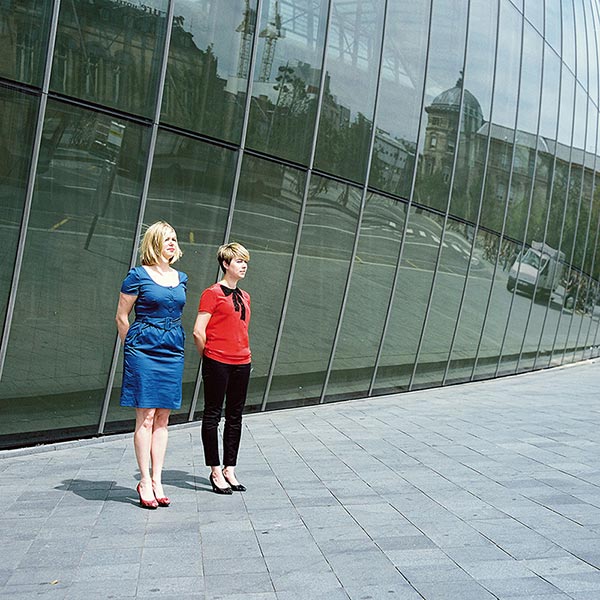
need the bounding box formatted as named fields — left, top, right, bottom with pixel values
left=496, top=22, right=543, bottom=375
left=368, top=0, right=429, bottom=198
left=471, top=0, right=524, bottom=381
left=412, top=219, right=475, bottom=388
left=246, top=0, right=328, bottom=164
left=0, top=99, right=151, bottom=438
left=268, top=175, right=359, bottom=405
left=549, top=83, right=589, bottom=363
left=445, top=229, right=499, bottom=383
left=449, top=0, right=497, bottom=224
left=514, top=47, right=562, bottom=374
left=374, top=0, right=468, bottom=390
left=415, top=0, right=499, bottom=387
left=0, top=86, right=38, bottom=337
left=0, top=0, right=53, bottom=87
left=503, top=23, right=543, bottom=243
left=478, top=1, right=521, bottom=234
left=373, top=207, right=441, bottom=394
left=161, top=0, right=256, bottom=143
left=104, top=130, right=238, bottom=428
left=313, top=0, right=386, bottom=183
left=442, top=0, right=499, bottom=384
left=413, top=0, right=468, bottom=213
left=228, top=155, right=305, bottom=409
left=325, top=191, right=407, bottom=401
left=51, top=0, right=169, bottom=118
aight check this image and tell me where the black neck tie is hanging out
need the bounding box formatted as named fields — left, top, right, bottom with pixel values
left=220, top=285, right=246, bottom=321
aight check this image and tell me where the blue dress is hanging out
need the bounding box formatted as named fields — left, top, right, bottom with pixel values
left=119, top=266, right=188, bottom=409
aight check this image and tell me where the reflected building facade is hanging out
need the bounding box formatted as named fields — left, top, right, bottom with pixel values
left=1, top=0, right=600, bottom=448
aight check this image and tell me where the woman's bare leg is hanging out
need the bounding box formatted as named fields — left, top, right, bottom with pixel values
left=150, top=408, right=170, bottom=498
left=134, top=408, right=156, bottom=501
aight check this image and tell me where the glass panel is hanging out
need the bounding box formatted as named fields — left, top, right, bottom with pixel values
left=0, top=100, right=151, bottom=442
left=504, top=24, right=543, bottom=242
left=414, top=0, right=469, bottom=213
left=0, top=86, right=38, bottom=338
left=532, top=160, right=571, bottom=368
left=544, top=0, right=561, bottom=56
left=104, top=131, right=238, bottom=431
left=471, top=2, right=523, bottom=380
left=0, top=0, right=53, bottom=86
left=450, top=0, right=497, bottom=224
left=412, top=219, right=474, bottom=388
left=313, top=0, right=385, bottom=184
left=574, top=0, right=588, bottom=87
left=267, top=175, right=359, bottom=407
left=549, top=78, right=586, bottom=364
left=161, top=0, right=257, bottom=143
left=444, top=0, right=500, bottom=383
left=51, top=0, right=169, bottom=118
left=373, top=208, right=442, bottom=394
left=586, top=0, right=599, bottom=100
left=479, top=1, right=521, bottom=234
left=368, top=0, right=429, bottom=198
left=227, top=155, right=305, bottom=410
left=562, top=0, right=576, bottom=75
left=496, top=23, right=543, bottom=375
left=515, top=47, right=561, bottom=373
left=534, top=68, right=576, bottom=369
left=445, top=229, right=498, bottom=383
left=246, top=0, right=328, bottom=164
left=524, top=0, right=543, bottom=34
left=325, top=191, right=407, bottom=401
left=413, top=0, right=499, bottom=388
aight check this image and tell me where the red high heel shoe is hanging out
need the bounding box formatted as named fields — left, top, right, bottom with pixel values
left=137, top=483, right=158, bottom=509
left=152, top=483, right=171, bottom=507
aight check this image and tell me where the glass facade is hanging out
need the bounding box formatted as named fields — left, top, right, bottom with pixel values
left=2, top=0, right=600, bottom=449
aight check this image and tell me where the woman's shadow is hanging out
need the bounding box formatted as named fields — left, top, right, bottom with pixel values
left=55, top=470, right=210, bottom=504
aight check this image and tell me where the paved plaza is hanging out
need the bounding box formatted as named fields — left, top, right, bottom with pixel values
left=2, top=360, right=600, bottom=599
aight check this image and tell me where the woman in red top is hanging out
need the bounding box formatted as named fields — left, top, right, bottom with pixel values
left=193, top=243, right=251, bottom=494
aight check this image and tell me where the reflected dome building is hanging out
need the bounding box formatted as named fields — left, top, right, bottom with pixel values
left=1, top=0, right=600, bottom=449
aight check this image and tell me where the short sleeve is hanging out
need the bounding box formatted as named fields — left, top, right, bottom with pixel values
left=180, top=271, right=188, bottom=291
left=121, top=267, right=141, bottom=296
left=199, top=286, right=218, bottom=314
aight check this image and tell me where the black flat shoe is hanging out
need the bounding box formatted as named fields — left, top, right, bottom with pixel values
left=209, top=473, right=232, bottom=495
left=223, top=474, right=246, bottom=492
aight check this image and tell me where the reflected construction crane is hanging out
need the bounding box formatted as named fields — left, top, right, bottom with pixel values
left=236, top=0, right=256, bottom=78
left=258, top=0, right=284, bottom=82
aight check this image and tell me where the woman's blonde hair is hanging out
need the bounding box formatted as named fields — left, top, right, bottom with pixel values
left=140, top=221, right=182, bottom=265
left=217, top=242, right=250, bottom=272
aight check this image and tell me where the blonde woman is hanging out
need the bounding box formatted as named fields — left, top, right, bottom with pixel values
left=116, top=221, right=187, bottom=509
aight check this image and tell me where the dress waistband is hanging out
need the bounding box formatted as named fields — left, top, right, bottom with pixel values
left=136, top=316, right=182, bottom=330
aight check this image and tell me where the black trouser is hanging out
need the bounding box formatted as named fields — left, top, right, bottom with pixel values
left=201, top=355, right=251, bottom=467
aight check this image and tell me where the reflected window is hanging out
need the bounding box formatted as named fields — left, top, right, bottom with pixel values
left=246, top=0, right=329, bottom=164
left=0, top=1, right=53, bottom=86
left=161, top=0, right=258, bottom=143
left=0, top=99, right=152, bottom=442
left=51, top=0, right=169, bottom=117
left=314, top=0, right=386, bottom=183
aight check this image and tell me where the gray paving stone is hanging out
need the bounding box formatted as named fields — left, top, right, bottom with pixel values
left=4, top=362, right=600, bottom=598
left=203, top=572, right=273, bottom=595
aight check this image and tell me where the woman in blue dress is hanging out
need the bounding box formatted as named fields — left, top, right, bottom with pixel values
left=115, top=221, right=187, bottom=509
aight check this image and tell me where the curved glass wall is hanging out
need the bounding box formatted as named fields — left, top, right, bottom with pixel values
left=2, top=0, right=600, bottom=448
